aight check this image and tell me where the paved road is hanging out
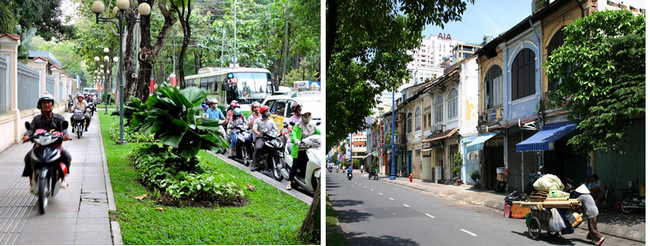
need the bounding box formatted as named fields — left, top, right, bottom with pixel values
left=0, top=111, right=114, bottom=245
left=327, top=170, right=641, bottom=246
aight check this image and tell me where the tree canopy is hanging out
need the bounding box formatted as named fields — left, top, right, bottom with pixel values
left=544, top=10, right=645, bottom=154
left=325, top=0, right=474, bottom=150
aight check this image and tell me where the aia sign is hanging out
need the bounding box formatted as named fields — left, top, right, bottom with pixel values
left=438, top=33, right=452, bottom=41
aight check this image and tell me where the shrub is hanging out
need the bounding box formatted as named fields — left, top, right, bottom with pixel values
left=451, top=152, right=463, bottom=178
left=471, top=169, right=481, bottom=183
left=131, top=144, right=246, bottom=205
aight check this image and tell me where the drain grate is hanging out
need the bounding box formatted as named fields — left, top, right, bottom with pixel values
left=0, top=178, right=35, bottom=245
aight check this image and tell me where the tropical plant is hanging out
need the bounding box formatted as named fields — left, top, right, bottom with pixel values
left=470, top=169, right=480, bottom=183
left=132, top=83, right=229, bottom=159
left=112, top=96, right=147, bottom=126
left=544, top=10, right=645, bottom=154
left=451, top=152, right=463, bottom=178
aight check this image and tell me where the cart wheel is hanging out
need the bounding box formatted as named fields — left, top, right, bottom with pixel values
left=528, top=217, right=541, bottom=240
left=621, top=198, right=634, bottom=214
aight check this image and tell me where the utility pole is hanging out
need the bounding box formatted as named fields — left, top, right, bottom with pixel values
left=233, top=0, right=238, bottom=67
left=281, top=0, right=290, bottom=84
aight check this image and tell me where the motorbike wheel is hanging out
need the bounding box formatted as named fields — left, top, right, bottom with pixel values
left=77, top=125, right=83, bottom=139
left=241, top=148, right=250, bottom=166
left=621, top=198, right=634, bottom=214
left=271, top=157, right=283, bottom=181
left=37, top=175, right=50, bottom=214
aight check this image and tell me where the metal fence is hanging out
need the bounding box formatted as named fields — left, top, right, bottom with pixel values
left=46, top=74, right=55, bottom=97
left=0, top=56, right=7, bottom=115
left=17, top=62, right=40, bottom=110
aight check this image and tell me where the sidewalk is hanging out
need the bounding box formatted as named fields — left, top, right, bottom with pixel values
left=372, top=173, right=645, bottom=243
left=0, top=112, right=117, bottom=244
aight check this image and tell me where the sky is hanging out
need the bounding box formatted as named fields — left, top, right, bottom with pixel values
left=423, top=0, right=535, bottom=44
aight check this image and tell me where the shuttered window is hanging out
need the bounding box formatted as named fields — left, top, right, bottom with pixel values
left=484, top=65, right=503, bottom=109
left=511, top=48, right=536, bottom=100
left=546, top=29, right=566, bottom=91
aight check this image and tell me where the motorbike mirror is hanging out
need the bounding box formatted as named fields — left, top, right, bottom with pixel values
left=289, top=122, right=295, bottom=126
left=24, top=121, right=30, bottom=130
left=62, top=121, right=69, bottom=130
left=316, top=122, right=321, bottom=126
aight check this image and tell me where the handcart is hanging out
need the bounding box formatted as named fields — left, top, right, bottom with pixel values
left=513, top=199, right=581, bottom=240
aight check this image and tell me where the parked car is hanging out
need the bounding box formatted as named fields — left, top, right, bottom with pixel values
left=261, top=91, right=323, bottom=128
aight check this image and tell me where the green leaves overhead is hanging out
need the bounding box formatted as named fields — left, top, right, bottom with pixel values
left=544, top=10, right=645, bottom=154
left=132, top=83, right=228, bottom=158
left=325, top=0, right=474, bottom=150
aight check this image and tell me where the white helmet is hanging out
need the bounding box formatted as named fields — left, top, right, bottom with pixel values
left=210, top=98, right=218, bottom=104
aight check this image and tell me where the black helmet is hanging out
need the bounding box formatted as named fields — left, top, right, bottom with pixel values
left=37, top=93, right=55, bottom=109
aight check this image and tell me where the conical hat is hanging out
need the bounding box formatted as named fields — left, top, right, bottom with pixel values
left=576, top=184, right=590, bottom=194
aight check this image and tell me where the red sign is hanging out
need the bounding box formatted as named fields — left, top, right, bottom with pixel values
left=438, top=33, right=452, bottom=41
left=150, top=80, right=155, bottom=92
left=171, top=77, right=177, bottom=87
left=97, top=83, right=101, bottom=93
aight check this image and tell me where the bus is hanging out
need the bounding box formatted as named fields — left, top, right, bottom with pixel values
left=184, top=67, right=276, bottom=115
left=82, top=87, right=98, bottom=95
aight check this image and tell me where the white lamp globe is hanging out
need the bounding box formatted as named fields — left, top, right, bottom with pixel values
left=104, top=56, right=110, bottom=62
left=138, top=3, right=151, bottom=16
left=91, top=1, right=105, bottom=14
left=94, top=56, right=100, bottom=62
left=113, top=57, right=119, bottom=62
left=104, top=48, right=110, bottom=53
left=117, top=0, right=129, bottom=10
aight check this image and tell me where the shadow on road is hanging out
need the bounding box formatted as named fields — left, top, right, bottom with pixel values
left=510, top=230, right=594, bottom=245
left=344, top=232, right=418, bottom=246
left=337, top=209, right=372, bottom=224
left=331, top=199, right=364, bottom=208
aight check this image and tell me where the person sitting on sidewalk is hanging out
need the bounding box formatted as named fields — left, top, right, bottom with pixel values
left=22, top=93, right=72, bottom=190
left=576, top=184, right=605, bottom=245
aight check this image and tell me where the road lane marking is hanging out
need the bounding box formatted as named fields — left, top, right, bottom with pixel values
left=460, top=229, right=477, bottom=237
left=370, top=189, right=374, bottom=191
left=389, top=197, right=394, bottom=200
left=364, top=186, right=367, bottom=188
left=425, top=213, right=435, bottom=219
left=403, top=204, right=410, bottom=207
left=379, top=193, right=383, bottom=195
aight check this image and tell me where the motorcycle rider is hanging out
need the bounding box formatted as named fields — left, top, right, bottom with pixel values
left=251, top=105, right=279, bottom=172
left=286, top=107, right=320, bottom=190
left=227, top=108, right=246, bottom=156
left=246, top=102, right=261, bottom=128
left=287, top=103, right=302, bottom=125
left=347, top=165, right=353, bottom=179
left=225, top=100, right=239, bottom=124
left=22, top=93, right=72, bottom=190
left=70, top=94, right=91, bottom=132
left=206, top=98, right=225, bottom=120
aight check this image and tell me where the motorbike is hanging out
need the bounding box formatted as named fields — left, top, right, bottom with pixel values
left=67, top=99, right=73, bottom=112
left=252, top=130, right=284, bottom=181
left=347, top=171, right=353, bottom=180
left=281, top=135, right=321, bottom=193
left=619, top=188, right=645, bottom=214
left=86, top=102, right=96, bottom=117
left=24, top=121, right=69, bottom=214
left=232, top=124, right=253, bottom=166
left=217, top=119, right=228, bottom=154
left=71, top=109, right=87, bottom=139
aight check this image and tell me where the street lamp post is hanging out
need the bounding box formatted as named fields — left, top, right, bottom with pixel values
left=92, top=0, right=151, bottom=145
left=102, top=48, right=110, bottom=114
left=390, top=88, right=396, bottom=180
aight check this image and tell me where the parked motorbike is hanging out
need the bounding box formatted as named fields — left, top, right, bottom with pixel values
left=252, top=130, right=284, bottom=181
left=71, top=109, right=87, bottom=139
left=232, top=124, right=253, bottom=166
left=24, top=121, right=69, bottom=214
left=281, top=135, right=321, bottom=192
left=619, top=188, right=645, bottom=214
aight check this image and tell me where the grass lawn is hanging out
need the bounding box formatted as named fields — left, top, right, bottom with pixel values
left=326, top=196, right=346, bottom=245
left=99, top=113, right=310, bottom=245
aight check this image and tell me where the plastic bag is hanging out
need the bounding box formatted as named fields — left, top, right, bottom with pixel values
left=533, top=174, right=565, bottom=191
left=504, top=190, right=524, bottom=205
left=525, top=173, right=542, bottom=194
left=548, top=208, right=566, bottom=232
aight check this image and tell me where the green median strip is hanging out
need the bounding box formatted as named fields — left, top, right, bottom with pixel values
left=99, top=113, right=310, bottom=245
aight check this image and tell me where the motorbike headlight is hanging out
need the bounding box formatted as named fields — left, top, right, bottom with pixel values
left=35, top=135, right=56, bottom=146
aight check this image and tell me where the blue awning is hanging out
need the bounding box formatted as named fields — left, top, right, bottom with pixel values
left=466, top=133, right=498, bottom=153
left=516, top=123, right=577, bottom=152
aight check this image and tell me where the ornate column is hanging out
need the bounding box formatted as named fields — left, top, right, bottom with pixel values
left=0, top=34, right=21, bottom=143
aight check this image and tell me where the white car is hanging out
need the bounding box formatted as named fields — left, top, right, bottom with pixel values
left=262, top=91, right=323, bottom=128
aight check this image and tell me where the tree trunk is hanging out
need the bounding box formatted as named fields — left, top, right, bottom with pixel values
left=298, top=181, right=320, bottom=243
left=171, top=0, right=192, bottom=89
left=194, top=50, right=202, bottom=74
left=123, top=8, right=138, bottom=102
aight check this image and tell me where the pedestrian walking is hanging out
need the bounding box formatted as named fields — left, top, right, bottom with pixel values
left=576, top=184, right=605, bottom=245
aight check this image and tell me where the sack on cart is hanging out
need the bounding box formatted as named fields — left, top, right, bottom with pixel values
left=533, top=174, right=565, bottom=192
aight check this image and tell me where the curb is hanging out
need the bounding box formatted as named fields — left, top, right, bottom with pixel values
left=97, top=115, right=121, bottom=245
